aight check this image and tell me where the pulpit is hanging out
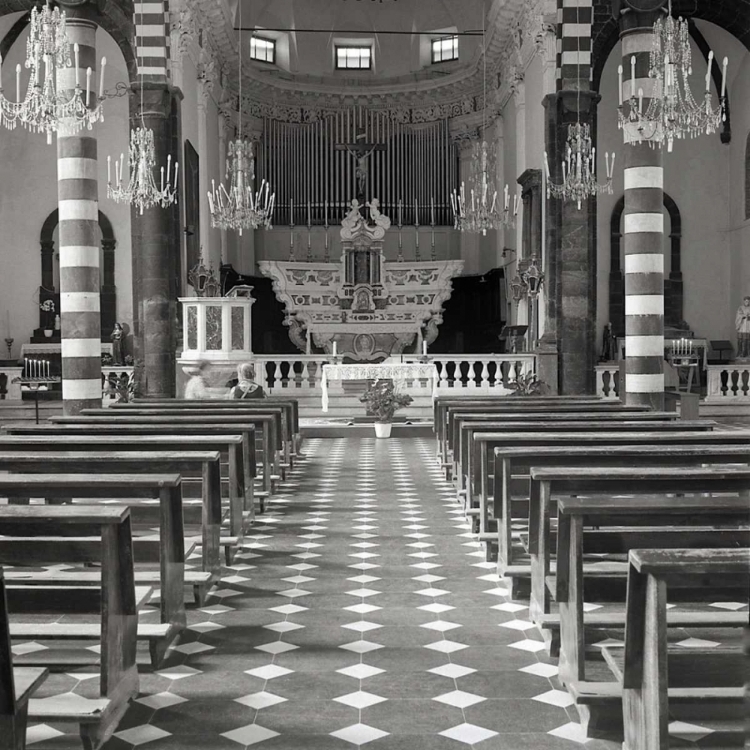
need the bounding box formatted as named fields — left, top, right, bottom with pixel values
left=179, top=293, right=255, bottom=361
left=259, top=199, right=463, bottom=361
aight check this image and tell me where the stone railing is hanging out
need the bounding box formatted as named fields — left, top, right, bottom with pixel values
left=594, top=363, right=620, bottom=400
left=706, top=364, right=750, bottom=402
left=253, top=354, right=537, bottom=395
left=102, top=366, right=134, bottom=402
left=0, top=366, right=23, bottom=400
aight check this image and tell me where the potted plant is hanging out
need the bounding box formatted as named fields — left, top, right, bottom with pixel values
left=39, top=299, right=55, bottom=337
left=507, top=371, right=546, bottom=396
left=359, top=379, right=413, bottom=438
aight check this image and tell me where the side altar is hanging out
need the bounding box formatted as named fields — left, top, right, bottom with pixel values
left=258, top=200, right=463, bottom=361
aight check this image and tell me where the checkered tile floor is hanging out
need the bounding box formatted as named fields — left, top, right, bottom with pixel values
left=26, top=438, right=627, bottom=749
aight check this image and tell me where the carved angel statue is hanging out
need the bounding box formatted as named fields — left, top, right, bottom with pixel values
left=366, top=198, right=391, bottom=232
left=342, top=199, right=364, bottom=231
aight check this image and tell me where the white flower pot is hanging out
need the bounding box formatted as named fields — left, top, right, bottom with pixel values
left=374, top=422, right=392, bottom=439
left=43, top=330, right=53, bottom=338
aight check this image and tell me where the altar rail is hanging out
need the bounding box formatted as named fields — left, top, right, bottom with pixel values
left=254, top=354, right=537, bottom=395
left=594, top=363, right=621, bottom=400
left=706, top=364, right=750, bottom=401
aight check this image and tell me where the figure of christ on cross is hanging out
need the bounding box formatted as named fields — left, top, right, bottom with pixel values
left=335, top=126, right=386, bottom=202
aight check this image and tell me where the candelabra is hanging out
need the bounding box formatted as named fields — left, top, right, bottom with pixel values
left=617, top=1, right=727, bottom=152
left=3, top=337, right=12, bottom=359
left=107, top=127, right=178, bottom=214
left=544, top=123, right=614, bottom=209
left=0, top=1, right=106, bottom=144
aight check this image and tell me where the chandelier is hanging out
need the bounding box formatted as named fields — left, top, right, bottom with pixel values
left=617, top=0, right=727, bottom=151
left=208, top=138, right=274, bottom=234
left=450, top=10, right=515, bottom=236
left=107, top=127, right=178, bottom=214
left=544, top=123, right=614, bottom=209
left=107, top=2, right=178, bottom=214
left=208, top=3, right=275, bottom=235
left=0, top=0, right=106, bottom=144
left=451, top=139, right=517, bottom=235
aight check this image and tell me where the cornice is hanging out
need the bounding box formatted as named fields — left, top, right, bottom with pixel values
left=175, top=0, right=557, bottom=124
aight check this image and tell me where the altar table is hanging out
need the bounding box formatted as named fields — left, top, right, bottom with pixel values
left=321, top=362, right=439, bottom=413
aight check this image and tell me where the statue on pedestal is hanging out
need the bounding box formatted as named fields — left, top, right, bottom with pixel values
left=735, top=296, right=750, bottom=359
left=111, top=323, right=124, bottom=365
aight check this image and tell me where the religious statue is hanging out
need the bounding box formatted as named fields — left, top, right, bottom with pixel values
left=111, top=323, right=124, bottom=365
left=735, top=295, right=750, bottom=359
left=343, top=199, right=363, bottom=230
left=600, top=322, right=616, bottom=362
left=336, top=126, right=385, bottom=201
left=366, top=198, right=391, bottom=232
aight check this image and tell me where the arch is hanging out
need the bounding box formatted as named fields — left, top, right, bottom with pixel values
left=38, top=208, right=118, bottom=339
left=609, top=193, right=683, bottom=336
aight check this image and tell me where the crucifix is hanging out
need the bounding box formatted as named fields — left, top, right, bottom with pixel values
left=335, top=124, right=386, bottom=202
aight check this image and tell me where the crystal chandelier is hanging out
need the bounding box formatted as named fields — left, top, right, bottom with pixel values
left=450, top=11, right=515, bottom=236
left=208, top=138, right=274, bottom=234
left=0, top=0, right=106, bottom=144
left=451, top=139, right=517, bottom=236
left=208, top=4, right=275, bottom=235
left=106, top=2, right=178, bottom=214
left=617, top=0, right=727, bottom=152
left=544, top=123, right=614, bottom=210
left=107, top=127, right=178, bottom=214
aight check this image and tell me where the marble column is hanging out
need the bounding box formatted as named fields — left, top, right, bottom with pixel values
left=130, top=83, right=181, bottom=398
left=542, top=89, right=599, bottom=395
left=56, top=18, right=102, bottom=414
left=620, top=2, right=667, bottom=410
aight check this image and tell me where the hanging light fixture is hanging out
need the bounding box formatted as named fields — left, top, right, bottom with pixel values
left=617, top=0, right=727, bottom=152
left=544, top=4, right=614, bottom=209
left=0, top=0, right=106, bottom=144
left=107, top=1, right=178, bottom=214
left=450, top=9, right=516, bottom=236
left=207, top=8, right=275, bottom=235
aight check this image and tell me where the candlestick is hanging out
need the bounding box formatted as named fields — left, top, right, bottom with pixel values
left=99, top=57, right=107, bottom=100
left=307, top=200, right=311, bottom=228
left=422, top=340, right=427, bottom=357
left=721, top=57, right=728, bottom=99
left=430, top=197, right=435, bottom=226
left=414, top=198, right=419, bottom=227
left=3, top=337, right=12, bottom=360
left=618, top=64, right=623, bottom=106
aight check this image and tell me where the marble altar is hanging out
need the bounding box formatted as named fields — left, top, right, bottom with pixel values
left=259, top=200, right=463, bottom=361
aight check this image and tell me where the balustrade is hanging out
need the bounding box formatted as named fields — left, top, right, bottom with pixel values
left=706, top=364, right=750, bottom=401
left=594, top=363, right=621, bottom=400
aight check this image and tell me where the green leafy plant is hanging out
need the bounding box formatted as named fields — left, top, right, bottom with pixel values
left=359, top=379, right=413, bottom=422
left=507, top=371, right=546, bottom=396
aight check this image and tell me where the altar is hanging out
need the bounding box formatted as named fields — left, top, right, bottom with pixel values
left=321, top=361, right=438, bottom=412
left=259, top=199, right=463, bottom=361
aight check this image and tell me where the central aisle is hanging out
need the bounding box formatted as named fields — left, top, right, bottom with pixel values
left=94, top=437, right=619, bottom=749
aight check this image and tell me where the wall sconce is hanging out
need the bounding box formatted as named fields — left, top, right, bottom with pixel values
left=522, top=256, right=544, bottom=299
left=510, top=273, right=526, bottom=304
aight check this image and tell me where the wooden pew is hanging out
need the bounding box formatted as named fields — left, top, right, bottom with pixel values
left=1, top=428, right=255, bottom=520
left=482, top=430, right=750, bottom=598
left=528, top=465, right=750, bottom=621
left=491, top=442, right=750, bottom=577
left=0, top=567, right=48, bottom=750
left=435, top=397, right=644, bottom=469
left=50, top=413, right=276, bottom=496
left=78, top=406, right=291, bottom=478
left=457, top=419, right=715, bottom=517
left=0, top=450, right=222, bottom=602
left=122, top=397, right=301, bottom=463
left=607, top=548, right=749, bottom=750
left=0, top=473, right=186, bottom=667
left=0, top=505, right=141, bottom=750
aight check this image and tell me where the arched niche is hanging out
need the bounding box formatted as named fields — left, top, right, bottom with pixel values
left=609, top=193, right=683, bottom=337
left=39, top=209, right=117, bottom=339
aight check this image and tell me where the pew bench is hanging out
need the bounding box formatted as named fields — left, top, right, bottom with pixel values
left=0, top=567, right=49, bottom=750
left=0, top=473, right=189, bottom=666
left=0, top=430, right=254, bottom=529
left=0, top=506, right=141, bottom=750
left=0, top=450, right=223, bottom=601
left=51, top=412, right=280, bottom=495
left=600, top=548, right=749, bottom=750
left=489, top=443, right=750, bottom=591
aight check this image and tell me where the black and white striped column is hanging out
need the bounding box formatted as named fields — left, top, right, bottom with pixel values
left=621, top=19, right=665, bottom=410
left=57, top=19, right=102, bottom=415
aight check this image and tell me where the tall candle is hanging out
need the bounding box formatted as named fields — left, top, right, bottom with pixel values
left=332, top=341, right=337, bottom=357
left=422, top=340, right=427, bottom=357
left=705, top=51, right=713, bottom=92
left=618, top=64, right=624, bottom=105
left=430, top=197, right=435, bottom=226
left=414, top=198, right=419, bottom=226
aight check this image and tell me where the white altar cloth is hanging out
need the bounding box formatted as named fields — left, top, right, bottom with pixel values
left=321, top=362, right=438, bottom=413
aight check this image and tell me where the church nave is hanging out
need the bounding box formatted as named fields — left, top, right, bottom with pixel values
left=24, top=437, right=616, bottom=750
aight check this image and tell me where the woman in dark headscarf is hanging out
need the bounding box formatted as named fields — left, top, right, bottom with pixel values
left=229, top=362, right=265, bottom=399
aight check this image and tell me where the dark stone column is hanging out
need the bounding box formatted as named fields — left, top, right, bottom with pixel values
left=130, top=83, right=181, bottom=398
left=40, top=240, right=55, bottom=290
left=100, top=237, right=117, bottom=339
left=542, top=90, right=599, bottom=395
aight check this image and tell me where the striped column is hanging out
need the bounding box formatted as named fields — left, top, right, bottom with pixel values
left=57, top=19, right=102, bottom=415
left=621, top=13, right=665, bottom=410
left=556, top=0, right=593, bottom=92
